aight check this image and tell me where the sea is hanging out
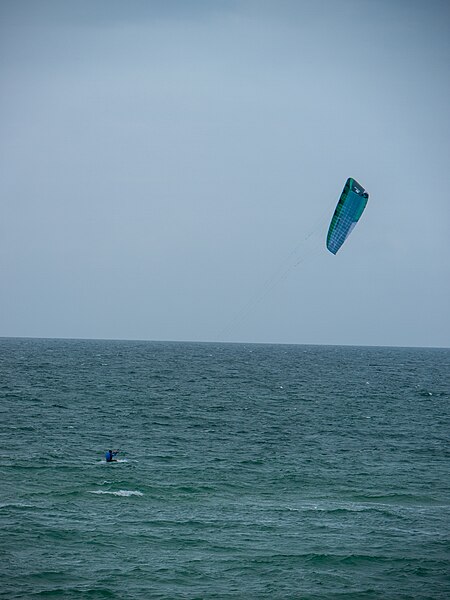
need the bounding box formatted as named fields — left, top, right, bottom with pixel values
left=1, top=338, right=449, bottom=599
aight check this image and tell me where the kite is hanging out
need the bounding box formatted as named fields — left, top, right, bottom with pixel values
left=326, top=178, right=369, bottom=254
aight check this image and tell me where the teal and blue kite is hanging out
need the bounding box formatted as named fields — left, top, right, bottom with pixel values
left=326, top=178, right=369, bottom=254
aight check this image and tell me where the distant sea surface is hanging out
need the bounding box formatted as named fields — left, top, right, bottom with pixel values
left=1, top=338, right=449, bottom=599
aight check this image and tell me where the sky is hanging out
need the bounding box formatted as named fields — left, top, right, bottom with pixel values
left=1, top=0, right=449, bottom=347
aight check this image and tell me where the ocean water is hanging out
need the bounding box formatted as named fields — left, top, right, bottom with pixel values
left=1, top=338, right=449, bottom=599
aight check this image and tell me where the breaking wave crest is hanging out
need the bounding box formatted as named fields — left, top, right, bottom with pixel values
left=89, top=489, right=143, bottom=497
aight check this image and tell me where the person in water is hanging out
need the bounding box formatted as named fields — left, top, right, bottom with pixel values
left=105, top=449, right=119, bottom=462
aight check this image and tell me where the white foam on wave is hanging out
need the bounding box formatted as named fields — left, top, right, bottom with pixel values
left=89, top=489, right=143, bottom=497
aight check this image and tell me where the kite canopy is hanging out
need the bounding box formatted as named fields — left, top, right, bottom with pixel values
left=326, top=178, right=369, bottom=254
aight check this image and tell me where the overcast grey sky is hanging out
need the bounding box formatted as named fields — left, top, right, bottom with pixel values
left=1, top=0, right=449, bottom=347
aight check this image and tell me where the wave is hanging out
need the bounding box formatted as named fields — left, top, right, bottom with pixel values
left=88, top=489, right=143, bottom=497
left=0, top=502, right=34, bottom=510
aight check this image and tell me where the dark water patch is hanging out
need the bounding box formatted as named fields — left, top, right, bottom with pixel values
left=32, top=589, right=118, bottom=599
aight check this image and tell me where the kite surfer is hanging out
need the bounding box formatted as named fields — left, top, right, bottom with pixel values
left=105, top=449, right=119, bottom=463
